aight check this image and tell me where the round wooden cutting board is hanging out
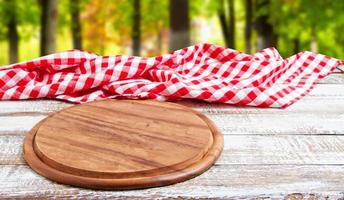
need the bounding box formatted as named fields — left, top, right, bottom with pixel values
left=23, top=100, right=223, bottom=189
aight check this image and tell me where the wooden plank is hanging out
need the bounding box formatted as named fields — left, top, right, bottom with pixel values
left=320, top=73, right=344, bottom=84
left=4, top=95, right=344, bottom=117
left=0, top=136, right=25, bottom=165
left=219, top=135, right=344, bottom=165
left=0, top=100, right=70, bottom=115
left=0, top=116, right=46, bottom=135
left=1, top=95, right=343, bottom=137
left=1, top=95, right=343, bottom=118
left=0, top=164, right=344, bottom=199
left=188, top=96, right=344, bottom=113
left=193, top=97, right=344, bottom=135
left=307, top=84, right=344, bottom=96
left=3, top=135, right=344, bottom=165
left=207, top=110, right=344, bottom=135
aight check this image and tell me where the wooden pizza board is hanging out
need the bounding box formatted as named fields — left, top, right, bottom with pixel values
left=23, top=100, right=223, bottom=189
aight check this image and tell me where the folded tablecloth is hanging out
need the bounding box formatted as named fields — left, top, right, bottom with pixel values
left=0, top=44, right=343, bottom=108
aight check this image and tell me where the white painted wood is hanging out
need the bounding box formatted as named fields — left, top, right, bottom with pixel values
left=0, top=71, right=343, bottom=198
left=0, top=116, right=46, bottom=134
left=320, top=73, right=344, bottom=84
left=188, top=96, right=344, bottom=113
left=207, top=111, right=344, bottom=135
left=308, top=84, right=344, bottom=96
left=0, top=100, right=70, bottom=115
left=0, top=136, right=25, bottom=165
left=3, top=135, right=344, bottom=165
left=0, top=165, right=344, bottom=199
left=220, top=135, right=344, bottom=165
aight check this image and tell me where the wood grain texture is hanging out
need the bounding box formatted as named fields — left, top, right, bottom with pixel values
left=1, top=165, right=344, bottom=199
left=24, top=100, right=223, bottom=189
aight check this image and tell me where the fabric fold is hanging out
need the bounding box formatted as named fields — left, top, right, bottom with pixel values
left=0, top=43, right=342, bottom=108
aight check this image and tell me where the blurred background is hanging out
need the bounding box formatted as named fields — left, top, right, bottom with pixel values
left=0, top=0, right=343, bottom=65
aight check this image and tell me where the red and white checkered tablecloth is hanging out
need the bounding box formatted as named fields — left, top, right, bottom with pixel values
left=0, top=44, right=343, bottom=108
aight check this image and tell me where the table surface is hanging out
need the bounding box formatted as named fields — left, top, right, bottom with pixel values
left=0, top=67, right=344, bottom=199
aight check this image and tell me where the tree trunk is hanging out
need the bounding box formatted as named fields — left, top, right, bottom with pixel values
left=218, top=0, right=230, bottom=47
left=169, top=0, right=190, bottom=51
left=7, top=1, right=19, bottom=64
left=245, top=0, right=252, bottom=53
left=228, top=0, right=235, bottom=49
left=310, top=25, right=318, bottom=52
left=255, top=0, right=275, bottom=50
left=218, top=0, right=235, bottom=49
left=71, top=0, right=82, bottom=49
left=131, top=0, right=141, bottom=56
left=40, top=0, right=58, bottom=56
left=293, top=38, right=300, bottom=54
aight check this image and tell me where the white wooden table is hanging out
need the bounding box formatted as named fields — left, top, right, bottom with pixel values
left=1, top=68, right=344, bottom=199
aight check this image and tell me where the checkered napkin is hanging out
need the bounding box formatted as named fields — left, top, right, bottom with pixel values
left=0, top=44, right=342, bottom=108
